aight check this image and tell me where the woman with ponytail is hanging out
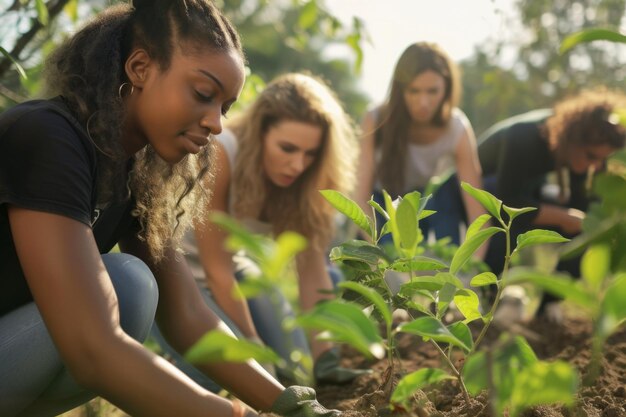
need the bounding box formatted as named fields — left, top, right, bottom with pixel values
left=0, top=2, right=338, bottom=416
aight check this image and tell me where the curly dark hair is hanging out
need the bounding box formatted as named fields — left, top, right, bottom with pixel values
left=545, top=88, right=626, bottom=168
left=43, top=0, right=243, bottom=260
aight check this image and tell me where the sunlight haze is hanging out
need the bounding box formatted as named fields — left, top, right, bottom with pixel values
left=327, top=0, right=517, bottom=104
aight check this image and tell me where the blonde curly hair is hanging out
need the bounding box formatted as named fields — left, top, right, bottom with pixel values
left=228, top=73, right=358, bottom=249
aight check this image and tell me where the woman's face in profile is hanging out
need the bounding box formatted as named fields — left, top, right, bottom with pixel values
left=566, top=143, right=617, bottom=174
left=126, top=44, right=245, bottom=164
left=403, top=70, right=446, bottom=125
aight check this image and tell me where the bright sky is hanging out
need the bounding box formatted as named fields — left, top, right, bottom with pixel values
left=326, top=0, right=518, bottom=103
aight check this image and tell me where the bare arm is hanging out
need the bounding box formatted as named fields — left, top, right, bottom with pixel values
left=296, top=246, right=334, bottom=359
left=194, top=141, right=260, bottom=339
left=8, top=207, right=240, bottom=417
left=119, top=235, right=284, bottom=411
left=455, top=123, right=488, bottom=258
left=532, top=204, right=584, bottom=235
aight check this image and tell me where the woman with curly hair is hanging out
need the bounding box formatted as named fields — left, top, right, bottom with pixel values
left=182, top=72, right=366, bottom=384
left=0, top=2, right=338, bottom=416
left=478, top=88, right=626, bottom=279
left=355, top=41, right=485, bottom=249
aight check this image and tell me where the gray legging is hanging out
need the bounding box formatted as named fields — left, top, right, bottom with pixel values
left=0, top=253, right=158, bottom=417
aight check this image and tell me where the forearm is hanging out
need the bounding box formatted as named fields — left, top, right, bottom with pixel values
left=297, top=256, right=334, bottom=358
left=197, top=356, right=284, bottom=410
left=533, top=203, right=584, bottom=234
left=210, top=277, right=259, bottom=338
left=83, top=332, right=238, bottom=417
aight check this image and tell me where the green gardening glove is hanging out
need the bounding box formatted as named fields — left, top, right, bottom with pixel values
left=313, top=348, right=372, bottom=385
left=270, top=385, right=341, bottom=417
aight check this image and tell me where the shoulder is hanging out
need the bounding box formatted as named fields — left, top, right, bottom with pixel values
left=214, top=128, right=238, bottom=168
left=480, top=109, right=551, bottom=142
left=450, top=108, right=472, bottom=133
left=1, top=99, right=94, bottom=161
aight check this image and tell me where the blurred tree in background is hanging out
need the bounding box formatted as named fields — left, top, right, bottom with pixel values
left=460, top=0, right=626, bottom=136
left=2, top=0, right=626, bottom=137
left=0, top=0, right=369, bottom=118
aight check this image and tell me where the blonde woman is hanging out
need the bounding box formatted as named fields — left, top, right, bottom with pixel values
left=183, top=72, right=366, bottom=384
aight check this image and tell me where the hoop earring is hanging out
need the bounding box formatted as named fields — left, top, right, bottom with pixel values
left=118, top=82, right=135, bottom=99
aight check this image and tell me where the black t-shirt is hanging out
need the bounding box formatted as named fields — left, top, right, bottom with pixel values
left=478, top=109, right=588, bottom=228
left=0, top=98, right=136, bottom=316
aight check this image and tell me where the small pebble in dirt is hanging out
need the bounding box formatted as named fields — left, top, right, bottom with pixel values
left=602, top=405, right=626, bottom=417
left=614, top=386, right=626, bottom=398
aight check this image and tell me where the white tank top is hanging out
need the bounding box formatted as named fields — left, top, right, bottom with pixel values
left=374, top=108, right=470, bottom=191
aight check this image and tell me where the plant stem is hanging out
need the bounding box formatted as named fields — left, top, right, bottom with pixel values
left=431, top=341, right=471, bottom=403
left=473, top=221, right=512, bottom=351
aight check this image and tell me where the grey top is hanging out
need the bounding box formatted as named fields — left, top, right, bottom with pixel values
left=374, top=108, right=470, bottom=191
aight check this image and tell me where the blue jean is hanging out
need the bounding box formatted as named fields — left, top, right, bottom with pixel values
left=0, top=253, right=158, bottom=417
left=373, top=174, right=466, bottom=246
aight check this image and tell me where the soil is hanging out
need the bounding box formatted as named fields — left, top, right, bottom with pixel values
left=315, top=311, right=626, bottom=417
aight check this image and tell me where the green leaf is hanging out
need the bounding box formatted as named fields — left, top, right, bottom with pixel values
left=454, top=289, right=483, bottom=324
left=383, top=191, right=401, bottom=253
left=396, top=197, right=418, bottom=255
left=406, top=299, right=435, bottom=316
left=210, top=212, right=266, bottom=259
left=418, top=209, right=436, bottom=221
left=398, top=316, right=470, bottom=351
left=391, top=368, right=452, bottom=407
left=185, top=331, right=282, bottom=365
left=465, top=214, right=492, bottom=241
left=561, top=28, right=626, bottom=54
left=506, top=267, right=596, bottom=310
left=389, top=256, right=448, bottom=272
left=491, top=336, right=539, bottom=414
left=450, top=227, right=503, bottom=274
left=35, top=0, right=49, bottom=25
left=320, top=190, right=372, bottom=237
left=581, top=244, right=610, bottom=292
left=447, top=321, right=474, bottom=352
left=294, top=301, right=384, bottom=359
left=265, top=231, right=307, bottom=280
left=297, top=0, right=319, bottom=30
left=237, top=277, right=273, bottom=298
left=338, top=281, right=392, bottom=329
left=502, top=205, right=536, bottom=222
left=510, top=361, right=578, bottom=416
left=63, top=0, right=79, bottom=21
left=329, top=240, right=389, bottom=265
left=437, top=282, right=457, bottom=318
left=0, top=47, right=27, bottom=79
left=560, top=216, right=619, bottom=260
left=599, top=274, right=626, bottom=338
left=368, top=198, right=388, bottom=220
left=465, top=335, right=539, bottom=410
left=461, top=182, right=503, bottom=221
left=463, top=351, right=487, bottom=395
left=400, top=273, right=464, bottom=294
left=513, top=229, right=569, bottom=255
left=400, top=277, right=445, bottom=293
left=470, top=272, right=498, bottom=287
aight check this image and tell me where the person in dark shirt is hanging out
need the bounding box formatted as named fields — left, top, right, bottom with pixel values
left=478, top=89, right=626, bottom=308
left=0, top=1, right=338, bottom=417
